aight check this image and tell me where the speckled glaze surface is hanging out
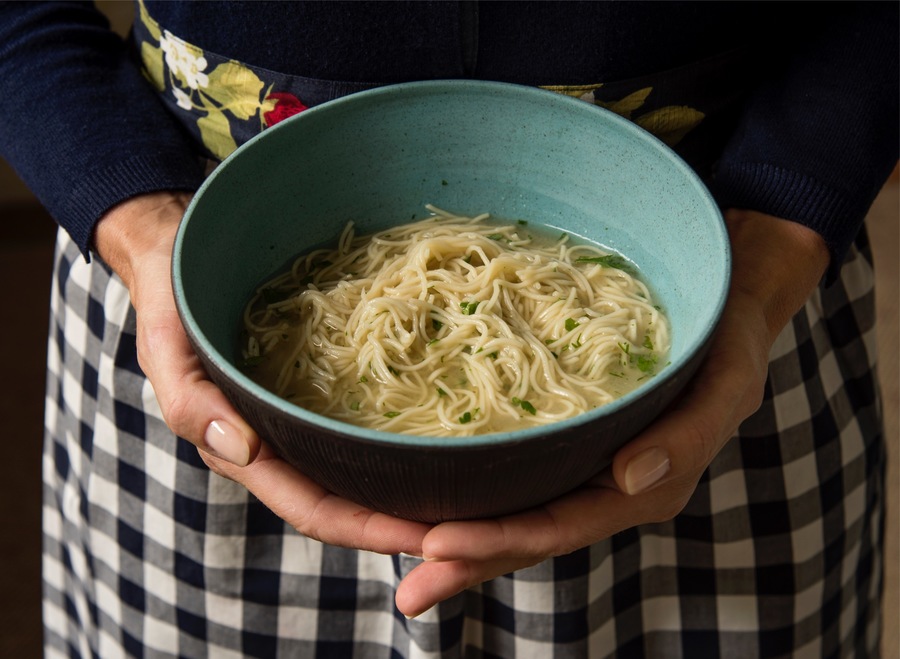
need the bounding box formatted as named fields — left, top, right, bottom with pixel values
left=173, top=80, right=730, bottom=522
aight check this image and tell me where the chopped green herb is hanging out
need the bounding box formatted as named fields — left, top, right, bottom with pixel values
left=427, top=338, right=440, bottom=347
left=388, top=365, right=400, bottom=376
left=358, top=375, right=368, bottom=383
left=642, top=335, right=654, bottom=350
left=619, top=342, right=631, bottom=355
left=511, top=397, right=537, bottom=415
left=459, top=411, right=472, bottom=424
left=432, top=318, right=444, bottom=331
left=350, top=401, right=361, bottom=411
left=487, top=233, right=504, bottom=241
left=437, top=387, right=447, bottom=397
left=565, top=318, right=580, bottom=332
left=517, top=219, right=528, bottom=225
left=558, top=232, right=568, bottom=242
left=384, top=411, right=401, bottom=418
left=441, top=179, right=448, bottom=186
left=460, top=300, right=479, bottom=315
left=575, top=254, right=632, bottom=271
left=635, top=354, right=657, bottom=373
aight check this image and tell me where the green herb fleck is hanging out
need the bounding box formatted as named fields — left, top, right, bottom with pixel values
left=635, top=354, right=657, bottom=373
left=565, top=318, right=580, bottom=332
left=388, top=365, right=400, bottom=376
left=512, top=397, right=537, bottom=415
left=575, top=254, right=632, bottom=272
left=358, top=375, right=368, bottom=383
left=384, top=411, right=401, bottom=418
left=459, top=411, right=472, bottom=424
left=460, top=300, right=479, bottom=315
left=437, top=387, right=447, bottom=397
left=350, top=401, right=361, bottom=411
left=642, top=335, right=654, bottom=350
left=487, top=233, right=504, bottom=241
left=432, top=318, right=444, bottom=331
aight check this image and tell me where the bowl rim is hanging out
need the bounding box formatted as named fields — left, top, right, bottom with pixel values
left=173, top=78, right=730, bottom=449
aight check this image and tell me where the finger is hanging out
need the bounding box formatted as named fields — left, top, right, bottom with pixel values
left=141, top=317, right=260, bottom=465
left=200, top=445, right=432, bottom=557
left=421, top=481, right=634, bottom=563
left=395, top=555, right=536, bottom=619
left=137, top=286, right=261, bottom=467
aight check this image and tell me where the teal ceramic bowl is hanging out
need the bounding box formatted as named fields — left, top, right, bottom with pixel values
left=173, top=80, right=729, bottom=522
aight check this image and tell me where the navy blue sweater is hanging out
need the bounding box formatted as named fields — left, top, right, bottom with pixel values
left=0, top=1, right=896, bottom=278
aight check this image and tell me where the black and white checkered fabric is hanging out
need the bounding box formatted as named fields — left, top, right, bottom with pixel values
left=42, top=224, right=885, bottom=658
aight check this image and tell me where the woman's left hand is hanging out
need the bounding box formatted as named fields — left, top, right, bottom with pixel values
left=393, top=209, right=831, bottom=618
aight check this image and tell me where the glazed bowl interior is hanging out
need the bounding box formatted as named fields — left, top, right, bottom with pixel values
left=173, top=80, right=729, bottom=520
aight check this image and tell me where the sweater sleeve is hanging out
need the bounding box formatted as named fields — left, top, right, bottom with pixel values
left=0, top=1, right=206, bottom=259
left=709, top=1, right=899, bottom=280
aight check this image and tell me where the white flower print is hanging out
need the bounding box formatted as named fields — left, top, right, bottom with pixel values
left=159, top=30, right=209, bottom=90
left=172, top=87, right=193, bottom=110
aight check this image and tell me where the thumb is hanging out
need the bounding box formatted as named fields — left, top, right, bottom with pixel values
left=137, top=298, right=261, bottom=467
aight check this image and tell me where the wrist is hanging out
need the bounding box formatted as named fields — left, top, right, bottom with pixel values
left=93, top=191, right=192, bottom=290
left=724, top=209, right=830, bottom=344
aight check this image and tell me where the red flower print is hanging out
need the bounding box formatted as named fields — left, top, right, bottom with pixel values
left=263, top=92, right=308, bottom=126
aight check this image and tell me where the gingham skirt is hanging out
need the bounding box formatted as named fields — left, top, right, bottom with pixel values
left=42, top=223, right=885, bottom=658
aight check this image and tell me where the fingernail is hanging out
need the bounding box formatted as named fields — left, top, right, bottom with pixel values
left=624, top=447, right=670, bottom=494
left=404, top=606, right=432, bottom=621
left=204, top=420, right=251, bottom=467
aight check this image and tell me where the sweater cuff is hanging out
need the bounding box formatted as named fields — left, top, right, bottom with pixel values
left=62, top=152, right=206, bottom=261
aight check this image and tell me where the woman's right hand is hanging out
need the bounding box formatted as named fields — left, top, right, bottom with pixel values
left=94, top=192, right=432, bottom=556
